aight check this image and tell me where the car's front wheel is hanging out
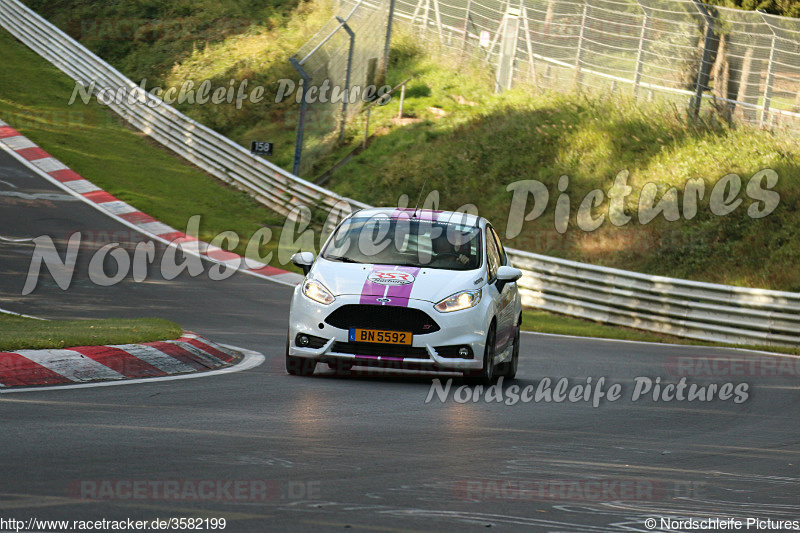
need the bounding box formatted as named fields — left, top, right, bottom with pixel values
left=496, top=318, right=519, bottom=380
left=285, top=335, right=317, bottom=376
left=466, top=323, right=496, bottom=385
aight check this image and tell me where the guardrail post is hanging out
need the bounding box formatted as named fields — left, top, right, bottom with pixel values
left=363, top=107, right=371, bottom=148
left=495, top=6, right=520, bottom=92
left=760, top=37, right=776, bottom=127
left=520, top=5, right=537, bottom=87
left=338, top=17, right=355, bottom=144
left=758, top=11, right=777, bottom=127
left=362, top=77, right=412, bottom=141
left=461, top=0, right=473, bottom=59
left=690, top=1, right=717, bottom=119
left=432, top=0, right=444, bottom=43
left=632, top=4, right=649, bottom=99
left=573, top=2, right=588, bottom=89
left=381, top=0, right=396, bottom=83
left=289, top=57, right=310, bottom=177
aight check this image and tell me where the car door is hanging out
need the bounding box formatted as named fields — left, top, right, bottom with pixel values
left=487, top=225, right=516, bottom=352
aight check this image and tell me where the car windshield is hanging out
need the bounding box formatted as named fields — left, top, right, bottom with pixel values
left=322, top=214, right=482, bottom=271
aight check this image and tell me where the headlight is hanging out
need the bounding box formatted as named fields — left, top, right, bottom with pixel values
left=302, top=279, right=335, bottom=305
left=434, top=289, right=481, bottom=313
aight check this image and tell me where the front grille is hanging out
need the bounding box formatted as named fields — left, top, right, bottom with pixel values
left=332, top=341, right=429, bottom=359
left=325, top=304, right=440, bottom=334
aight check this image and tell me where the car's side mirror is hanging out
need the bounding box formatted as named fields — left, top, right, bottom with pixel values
left=291, top=252, right=315, bottom=275
left=495, top=266, right=522, bottom=292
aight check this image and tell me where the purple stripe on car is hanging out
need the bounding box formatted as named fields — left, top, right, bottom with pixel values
left=352, top=355, right=417, bottom=362
left=391, top=208, right=442, bottom=222
left=359, top=265, right=420, bottom=307
left=385, top=266, right=421, bottom=307
left=359, top=264, right=389, bottom=304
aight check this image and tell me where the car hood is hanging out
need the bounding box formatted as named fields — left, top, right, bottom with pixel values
left=310, top=259, right=486, bottom=304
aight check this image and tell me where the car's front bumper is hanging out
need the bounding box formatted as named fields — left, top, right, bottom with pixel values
left=288, top=289, right=489, bottom=372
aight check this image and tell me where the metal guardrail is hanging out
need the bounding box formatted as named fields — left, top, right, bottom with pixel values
left=1, top=0, right=798, bottom=348
left=512, top=250, right=800, bottom=347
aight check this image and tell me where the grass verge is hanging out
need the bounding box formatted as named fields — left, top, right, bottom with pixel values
left=0, top=313, right=182, bottom=351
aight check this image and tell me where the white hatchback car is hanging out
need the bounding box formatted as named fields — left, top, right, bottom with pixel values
left=286, top=207, right=523, bottom=383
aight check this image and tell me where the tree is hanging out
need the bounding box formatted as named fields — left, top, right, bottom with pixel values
left=702, top=0, right=800, bottom=18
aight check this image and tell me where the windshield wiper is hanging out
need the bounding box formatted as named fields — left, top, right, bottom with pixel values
left=325, top=255, right=363, bottom=264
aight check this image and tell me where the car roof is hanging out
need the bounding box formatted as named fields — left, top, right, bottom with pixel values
left=351, top=207, right=484, bottom=228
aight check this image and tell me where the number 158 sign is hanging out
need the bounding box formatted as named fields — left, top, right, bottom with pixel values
left=250, top=141, right=273, bottom=156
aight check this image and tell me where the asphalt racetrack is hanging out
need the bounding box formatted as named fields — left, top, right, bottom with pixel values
left=1, top=147, right=798, bottom=532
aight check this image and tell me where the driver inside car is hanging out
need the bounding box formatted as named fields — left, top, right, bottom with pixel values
left=431, top=233, right=471, bottom=267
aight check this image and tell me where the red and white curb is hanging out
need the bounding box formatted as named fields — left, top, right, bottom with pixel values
left=0, top=332, right=241, bottom=388
left=0, top=119, right=304, bottom=287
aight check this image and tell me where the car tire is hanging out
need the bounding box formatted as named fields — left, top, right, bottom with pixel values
left=285, top=335, right=317, bottom=376
left=496, top=319, right=519, bottom=380
left=466, top=323, right=496, bottom=385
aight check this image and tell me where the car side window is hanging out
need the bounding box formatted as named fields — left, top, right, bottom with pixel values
left=488, top=226, right=507, bottom=266
left=486, top=228, right=500, bottom=280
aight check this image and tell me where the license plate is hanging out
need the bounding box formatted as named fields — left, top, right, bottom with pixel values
left=349, top=328, right=413, bottom=345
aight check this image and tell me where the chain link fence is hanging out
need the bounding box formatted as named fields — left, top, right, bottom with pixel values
left=391, top=0, right=800, bottom=131
left=290, top=0, right=391, bottom=176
